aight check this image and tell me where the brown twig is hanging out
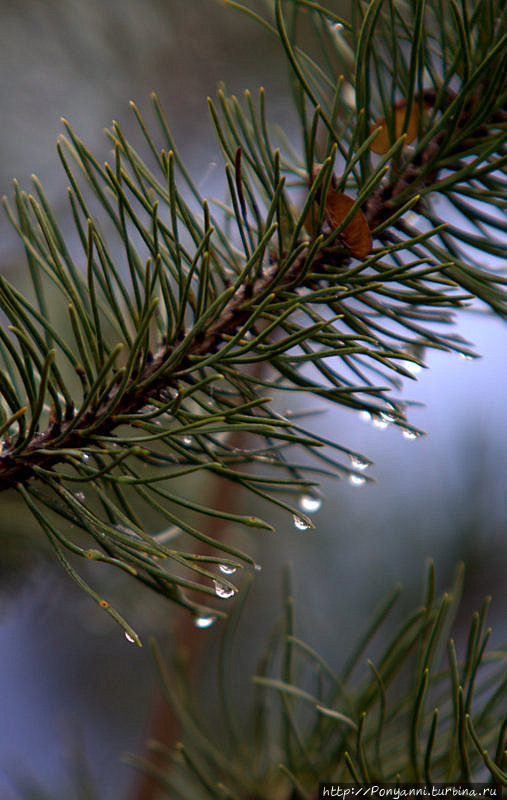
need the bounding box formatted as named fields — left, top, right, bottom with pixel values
left=127, top=406, right=264, bottom=800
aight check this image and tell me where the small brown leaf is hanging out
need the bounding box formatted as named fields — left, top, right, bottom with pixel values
left=305, top=165, right=372, bottom=258
left=325, top=188, right=372, bottom=259
left=370, top=98, right=431, bottom=154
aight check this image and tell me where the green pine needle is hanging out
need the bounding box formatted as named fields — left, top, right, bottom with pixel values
left=0, top=0, right=505, bottom=637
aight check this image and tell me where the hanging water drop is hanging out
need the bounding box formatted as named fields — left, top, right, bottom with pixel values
left=349, top=474, right=366, bottom=487
left=254, top=563, right=263, bottom=572
left=125, top=632, right=135, bottom=644
left=194, top=615, right=216, bottom=629
left=458, top=352, right=473, bottom=361
left=402, top=428, right=420, bottom=440
left=328, top=19, right=344, bottom=35
left=75, top=491, right=85, bottom=502
left=359, top=410, right=372, bottom=423
left=81, top=452, right=90, bottom=462
left=213, top=579, right=235, bottom=599
left=292, top=515, right=311, bottom=531
left=402, top=342, right=426, bottom=374
left=161, top=386, right=178, bottom=401
left=298, top=494, right=322, bottom=514
left=372, top=415, right=389, bottom=429
left=401, top=360, right=423, bottom=375
left=219, top=563, right=238, bottom=575
left=182, top=436, right=192, bottom=447
left=350, top=455, right=369, bottom=471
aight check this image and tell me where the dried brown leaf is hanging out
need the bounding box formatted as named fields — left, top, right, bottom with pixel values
left=325, top=188, right=372, bottom=259
left=370, top=98, right=431, bottom=154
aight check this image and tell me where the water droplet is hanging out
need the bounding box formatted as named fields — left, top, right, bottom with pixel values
left=194, top=614, right=216, bottom=629
left=372, top=415, right=389, bottom=429
left=125, top=632, right=135, bottom=643
left=402, top=428, right=421, bottom=440
left=458, top=352, right=473, bottom=361
left=349, top=474, right=366, bottom=487
left=298, top=494, right=322, bottom=513
left=213, top=580, right=235, bottom=599
left=359, top=411, right=372, bottom=423
left=293, top=515, right=311, bottom=531
left=350, top=456, right=369, bottom=471
left=219, top=563, right=238, bottom=575
left=75, top=491, right=85, bottom=502
left=81, top=452, right=89, bottom=462
left=401, top=360, right=423, bottom=375
left=254, top=563, right=263, bottom=572
left=182, top=436, right=192, bottom=447
left=161, top=387, right=178, bottom=401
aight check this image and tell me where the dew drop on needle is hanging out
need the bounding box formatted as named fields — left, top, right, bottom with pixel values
left=219, top=564, right=238, bottom=575
left=292, top=515, right=312, bottom=531
left=349, top=456, right=369, bottom=471
left=298, top=494, right=322, bottom=513
left=194, top=615, right=216, bottom=629
left=213, top=580, right=235, bottom=599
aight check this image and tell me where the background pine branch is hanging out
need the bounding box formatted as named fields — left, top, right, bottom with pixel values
left=127, top=563, right=506, bottom=798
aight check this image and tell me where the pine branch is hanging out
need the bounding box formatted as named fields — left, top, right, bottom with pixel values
left=0, top=0, right=505, bottom=639
left=126, top=564, right=507, bottom=798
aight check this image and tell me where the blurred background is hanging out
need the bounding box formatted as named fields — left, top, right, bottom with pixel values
left=0, top=1, right=505, bottom=798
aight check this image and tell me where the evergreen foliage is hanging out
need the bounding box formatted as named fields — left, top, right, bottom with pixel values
left=0, top=0, right=505, bottom=648
left=0, top=0, right=506, bottom=795
left=128, top=563, right=506, bottom=797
